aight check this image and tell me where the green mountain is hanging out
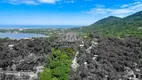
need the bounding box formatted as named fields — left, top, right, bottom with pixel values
left=91, top=16, right=122, bottom=27
left=125, top=11, right=142, bottom=21
left=75, top=11, right=142, bottom=38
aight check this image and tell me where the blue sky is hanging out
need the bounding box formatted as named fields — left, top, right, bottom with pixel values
left=0, top=0, right=142, bottom=25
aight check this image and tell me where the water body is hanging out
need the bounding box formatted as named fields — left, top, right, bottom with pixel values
left=0, top=33, right=47, bottom=40
left=0, top=25, right=80, bottom=29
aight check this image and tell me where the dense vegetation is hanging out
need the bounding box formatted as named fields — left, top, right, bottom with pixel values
left=40, top=48, right=75, bottom=80
left=69, top=11, right=142, bottom=38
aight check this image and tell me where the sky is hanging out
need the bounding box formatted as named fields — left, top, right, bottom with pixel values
left=0, top=0, right=142, bottom=26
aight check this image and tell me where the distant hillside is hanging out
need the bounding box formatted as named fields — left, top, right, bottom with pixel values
left=90, top=16, right=122, bottom=27
left=71, top=11, right=142, bottom=38
left=124, top=11, right=142, bottom=21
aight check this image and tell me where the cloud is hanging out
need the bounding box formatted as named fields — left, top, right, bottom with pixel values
left=64, top=0, right=75, bottom=4
left=121, top=1, right=141, bottom=8
left=95, top=4, right=105, bottom=8
left=87, top=1, right=142, bottom=17
left=5, top=0, right=60, bottom=5
left=23, top=0, right=39, bottom=5
left=121, top=4, right=131, bottom=8
left=39, top=0, right=58, bottom=3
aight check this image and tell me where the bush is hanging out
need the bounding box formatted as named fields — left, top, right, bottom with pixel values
left=40, top=68, right=52, bottom=80
left=40, top=48, right=74, bottom=80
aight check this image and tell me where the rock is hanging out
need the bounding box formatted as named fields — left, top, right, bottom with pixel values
left=79, top=44, right=84, bottom=47
left=0, top=38, right=52, bottom=80
left=71, top=51, right=79, bottom=72
left=71, top=37, right=142, bottom=80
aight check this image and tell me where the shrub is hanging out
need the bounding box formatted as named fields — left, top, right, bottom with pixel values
left=40, top=68, right=52, bottom=80
left=40, top=48, right=74, bottom=80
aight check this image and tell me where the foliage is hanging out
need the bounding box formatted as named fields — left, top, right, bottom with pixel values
left=40, top=48, right=74, bottom=80
left=40, top=68, right=52, bottom=80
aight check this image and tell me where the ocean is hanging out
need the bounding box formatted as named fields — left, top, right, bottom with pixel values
left=0, top=25, right=80, bottom=29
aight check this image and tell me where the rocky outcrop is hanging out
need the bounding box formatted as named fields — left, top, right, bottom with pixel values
left=1, top=35, right=142, bottom=80
left=70, top=37, right=142, bottom=80
left=0, top=38, right=52, bottom=80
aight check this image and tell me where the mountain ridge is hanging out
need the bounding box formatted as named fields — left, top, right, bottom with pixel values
left=72, top=10, right=142, bottom=38
left=90, top=11, right=142, bottom=26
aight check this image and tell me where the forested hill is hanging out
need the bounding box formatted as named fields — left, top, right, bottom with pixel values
left=124, top=11, right=142, bottom=21
left=90, top=16, right=122, bottom=27
left=71, top=11, right=142, bottom=38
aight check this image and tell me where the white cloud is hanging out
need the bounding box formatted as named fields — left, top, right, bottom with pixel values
left=6, top=0, right=60, bottom=5
left=64, top=0, right=75, bottom=4
left=39, top=0, right=56, bottom=3
left=121, top=4, right=131, bottom=8
left=95, top=4, right=105, bottom=8
left=87, top=1, right=142, bottom=17
left=121, top=1, right=141, bottom=8
left=8, top=0, right=38, bottom=5
left=23, top=1, right=39, bottom=5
